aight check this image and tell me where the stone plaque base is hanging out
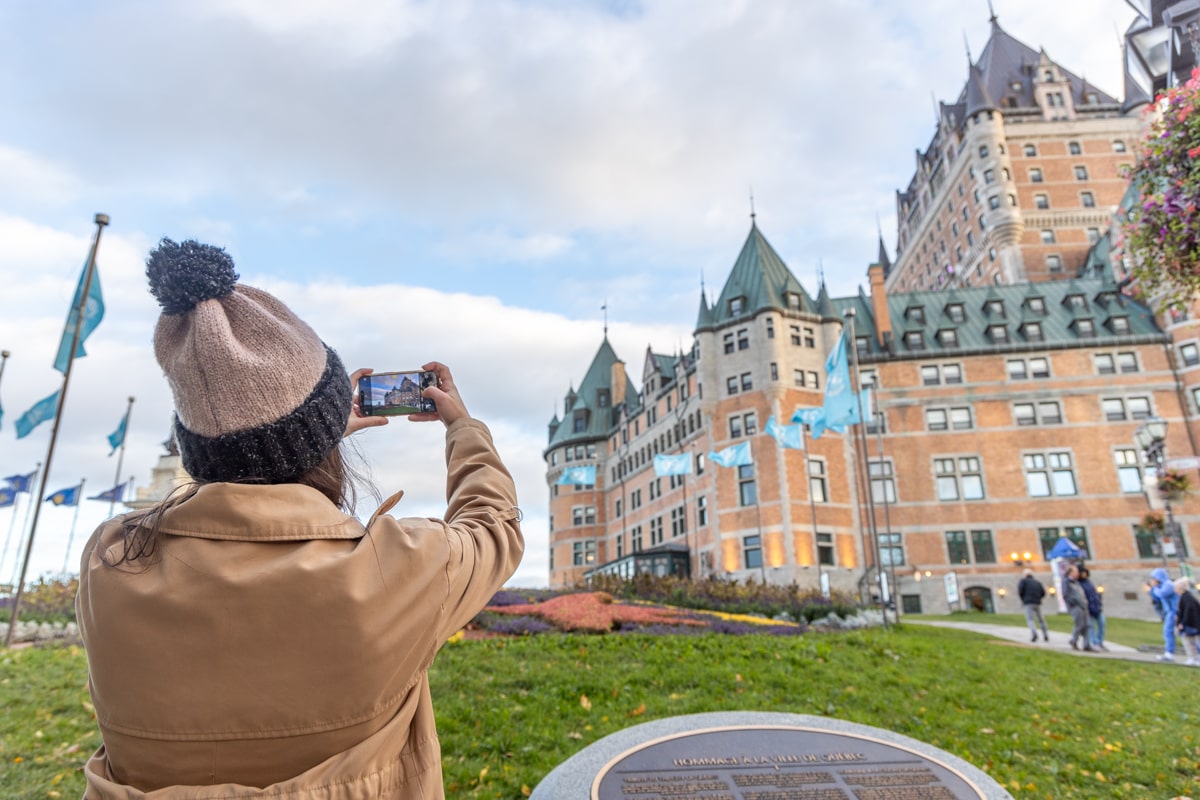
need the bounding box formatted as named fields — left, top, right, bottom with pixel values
left=530, top=712, right=1012, bottom=800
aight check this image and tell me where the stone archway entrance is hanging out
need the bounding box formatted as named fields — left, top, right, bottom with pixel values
left=963, top=586, right=994, bottom=614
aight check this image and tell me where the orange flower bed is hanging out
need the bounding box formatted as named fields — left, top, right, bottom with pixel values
left=487, top=591, right=704, bottom=633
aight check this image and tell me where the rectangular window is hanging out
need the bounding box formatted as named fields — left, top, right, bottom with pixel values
left=744, top=412, right=757, bottom=436
left=1102, top=398, right=1126, bottom=421
left=1117, top=352, right=1138, bottom=373
left=743, top=535, right=763, bottom=569
left=1128, top=396, right=1152, bottom=419
left=573, top=540, right=596, bottom=566
left=1024, top=452, right=1078, bottom=497
left=697, top=495, right=708, bottom=526
left=741, top=372, right=753, bottom=391
left=1040, top=229, right=1056, bottom=244
left=614, top=498, right=622, bottom=518
left=726, top=376, right=738, bottom=395
left=794, top=369, right=806, bottom=387
left=809, top=459, right=828, bottom=503
left=950, top=407, right=972, bottom=430
left=1094, top=353, right=1115, bottom=374
left=879, top=533, right=905, bottom=566
left=946, top=530, right=970, bottom=564
left=1074, top=165, right=1089, bottom=181
left=1030, top=167, right=1043, bottom=182
left=770, top=362, right=779, bottom=380
left=1180, top=343, right=1200, bottom=366
left=738, top=464, right=757, bottom=506
left=817, top=532, right=835, bottom=566
left=869, top=460, right=896, bottom=504
left=921, top=365, right=940, bottom=385
left=723, top=333, right=734, bottom=354
left=971, top=530, right=996, bottom=563
left=804, top=328, right=815, bottom=347
left=631, top=525, right=643, bottom=552
left=790, top=325, right=802, bottom=346
left=1081, top=191, right=1095, bottom=208
left=670, top=506, right=686, bottom=537
left=1046, top=254, right=1063, bottom=272
left=926, top=408, right=948, bottom=431
left=650, top=516, right=663, bottom=546
left=1115, top=448, right=1142, bottom=493
left=1034, top=193, right=1049, bottom=209
left=808, top=371, right=819, bottom=389
left=729, top=415, right=743, bottom=438
left=737, top=329, right=750, bottom=350
left=1039, top=526, right=1089, bottom=560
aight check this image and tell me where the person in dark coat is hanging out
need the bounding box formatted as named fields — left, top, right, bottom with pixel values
left=1017, top=568, right=1049, bottom=642
left=1077, top=566, right=1106, bottom=651
left=1174, top=577, right=1200, bottom=667
left=1063, top=564, right=1093, bottom=651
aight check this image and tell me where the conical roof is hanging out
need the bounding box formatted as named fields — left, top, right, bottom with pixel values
left=707, top=223, right=813, bottom=327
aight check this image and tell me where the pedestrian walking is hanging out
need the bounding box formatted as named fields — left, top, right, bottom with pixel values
left=1017, top=568, right=1049, bottom=642
left=1174, top=577, right=1200, bottom=667
left=1150, top=567, right=1179, bottom=662
left=1064, top=564, right=1093, bottom=651
left=1078, top=566, right=1107, bottom=651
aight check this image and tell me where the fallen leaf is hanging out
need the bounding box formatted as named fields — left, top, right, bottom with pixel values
left=567, top=732, right=583, bottom=740
left=629, top=704, right=646, bottom=717
left=580, top=694, right=592, bottom=711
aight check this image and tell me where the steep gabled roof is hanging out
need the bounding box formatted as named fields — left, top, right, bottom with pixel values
left=706, top=223, right=813, bottom=327
left=547, top=337, right=636, bottom=448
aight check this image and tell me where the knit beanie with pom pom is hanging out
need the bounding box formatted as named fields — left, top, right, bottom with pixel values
left=146, top=238, right=351, bottom=484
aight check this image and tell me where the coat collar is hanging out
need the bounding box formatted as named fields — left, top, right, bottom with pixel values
left=156, top=483, right=367, bottom=542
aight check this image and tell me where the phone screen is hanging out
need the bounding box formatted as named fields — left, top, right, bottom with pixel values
left=358, top=371, right=438, bottom=416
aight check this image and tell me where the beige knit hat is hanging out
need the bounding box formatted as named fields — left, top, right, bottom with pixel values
left=147, top=238, right=351, bottom=484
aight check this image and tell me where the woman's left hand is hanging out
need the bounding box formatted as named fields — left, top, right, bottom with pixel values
left=345, top=368, right=391, bottom=437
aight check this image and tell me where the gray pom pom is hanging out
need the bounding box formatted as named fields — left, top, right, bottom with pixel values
left=146, top=238, right=240, bottom=315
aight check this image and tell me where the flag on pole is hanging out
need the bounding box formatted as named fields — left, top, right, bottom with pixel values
left=653, top=453, right=693, bottom=476
left=764, top=416, right=805, bottom=450
left=820, top=332, right=856, bottom=426
left=15, top=390, right=61, bottom=439
left=0, top=487, right=15, bottom=508
left=45, top=485, right=82, bottom=506
left=709, top=441, right=753, bottom=468
left=555, top=465, right=596, bottom=486
left=107, top=413, right=128, bottom=455
left=53, top=259, right=105, bottom=374
left=5, top=471, right=37, bottom=493
left=88, top=483, right=126, bottom=503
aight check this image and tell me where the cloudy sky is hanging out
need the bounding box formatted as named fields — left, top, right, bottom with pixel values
left=0, top=0, right=1139, bottom=588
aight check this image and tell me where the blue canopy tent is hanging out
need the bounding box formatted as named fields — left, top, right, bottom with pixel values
left=1047, top=537, right=1084, bottom=559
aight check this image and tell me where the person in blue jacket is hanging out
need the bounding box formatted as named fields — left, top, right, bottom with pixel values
left=1149, top=567, right=1180, bottom=662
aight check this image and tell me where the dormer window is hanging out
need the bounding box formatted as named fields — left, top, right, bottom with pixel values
left=1108, top=315, right=1131, bottom=335
left=1095, top=290, right=1117, bottom=307
left=903, top=331, right=926, bottom=351
left=906, top=305, right=926, bottom=324
left=984, top=299, right=1005, bottom=317
left=938, top=329, right=959, bottom=348
left=1065, top=294, right=1087, bottom=310
left=598, top=389, right=610, bottom=408
left=1021, top=321, right=1044, bottom=342
left=1072, top=318, right=1096, bottom=337
left=785, top=292, right=802, bottom=311
left=946, top=303, right=965, bottom=323
left=729, top=296, right=746, bottom=315
left=987, top=325, right=1009, bottom=344
left=1026, top=296, right=1046, bottom=313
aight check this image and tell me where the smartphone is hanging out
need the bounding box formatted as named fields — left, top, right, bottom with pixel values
left=357, top=370, right=438, bottom=416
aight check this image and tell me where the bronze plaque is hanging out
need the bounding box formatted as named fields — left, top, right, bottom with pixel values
left=592, top=725, right=987, bottom=800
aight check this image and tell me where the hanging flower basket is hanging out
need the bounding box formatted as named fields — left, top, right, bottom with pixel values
left=1118, top=68, right=1200, bottom=311
left=1157, top=469, right=1191, bottom=502
left=1140, top=511, right=1167, bottom=533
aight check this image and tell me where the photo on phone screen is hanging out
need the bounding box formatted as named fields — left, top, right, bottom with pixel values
left=358, top=371, right=438, bottom=416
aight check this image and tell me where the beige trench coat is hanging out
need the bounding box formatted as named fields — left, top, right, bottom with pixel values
left=76, top=419, right=523, bottom=799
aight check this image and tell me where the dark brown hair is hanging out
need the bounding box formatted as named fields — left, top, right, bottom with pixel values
left=106, top=442, right=365, bottom=567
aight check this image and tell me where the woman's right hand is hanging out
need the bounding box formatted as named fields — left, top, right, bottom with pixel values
left=410, top=361, right=469, bottom=427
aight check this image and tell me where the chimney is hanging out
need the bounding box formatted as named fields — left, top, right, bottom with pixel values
left=611, top=360, right=627, bottom=408
left=868, top=264, right=892, bottom=350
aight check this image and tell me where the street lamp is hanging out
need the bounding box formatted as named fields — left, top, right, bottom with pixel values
left=1135, top=417, right=1184, bottom=571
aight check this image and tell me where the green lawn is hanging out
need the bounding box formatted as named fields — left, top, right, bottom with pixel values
left=2, top=624, right=1197, bottom=800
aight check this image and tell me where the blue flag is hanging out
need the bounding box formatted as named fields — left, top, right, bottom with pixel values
left=108, top=414, right=128, bottom=455
left=765, top=416, right=805, bottom=450
left=821, top=332, right=856, bottom=427
left=653, top=453, right=693, bottom=477
left=0, top=487, right=15, bottom=508
left=555, top=465, right=596, bottom=486
left=53, top=259, right=105, bottom=374
left=709, top=441, right=753, bottom=468
left=5, top=471, right=37, bottom=493
left=45, top=485, right=82, bottom=506
left=15, top=390, right=61, bottom=439
left=88, top=482, right=126, bottom=503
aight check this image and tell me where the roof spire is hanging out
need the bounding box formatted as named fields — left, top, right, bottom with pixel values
left=601, top=299, right=608, bottom=338
left=749, top=189, right=756, bottom=225
left=987, top=0, right=997, bottom=26
left=963, top=29, right=972, bottom=63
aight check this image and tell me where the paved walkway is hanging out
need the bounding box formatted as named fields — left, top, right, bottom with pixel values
left=902, top=618, right=1193, bottom=666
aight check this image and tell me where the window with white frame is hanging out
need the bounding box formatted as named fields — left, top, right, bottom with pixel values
left=1013, top=400, right=1063, bottom=426
left=697, top=495, right=708, bottom=526
left=1102, top=396, right=1152, bottom=421
left=869, top=460, right=896, bottom=504
left=738, top=464, right=756, bottom=506
left=1046, top=254, right=1063, bottom=272
left=1114, top=449, right=1143, bottom=493
left=817, top=532, right=836, bottom=566
left=650, top=516, right=663, bottom=546
left=935, top=457, right=985, bottom=501
left=573, top=540, right=596, bottom=566
left=572, top=505, right=597, bottom=526
left=743, top=535, right=762, bottom=569
left=726, top=376, right=738, bottom=395
left=879, top=533, right=905, bottom=566
left=1180, top=342, right=1200, bottom=367
left=809, top=459, right=828, bottom=502
left=1024, top=452, right=1078, bottom=497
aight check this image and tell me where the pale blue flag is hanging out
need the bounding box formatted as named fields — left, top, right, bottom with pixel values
left=53, top=259, right=105, bottom=374
left=15, top=390, right=60, bottom=439
left=653, top=453, right=693, bottom=476
left=765, top=416, right=805, bottom=450
left=792, top=405, right=828, bottom=439
left=709, top=441, right=753, bottom=468
left=556, top=465, right=596, bottom=486
left=821, top=332, right=856, bottom=428
left=107, top=414, right=127, bottom=455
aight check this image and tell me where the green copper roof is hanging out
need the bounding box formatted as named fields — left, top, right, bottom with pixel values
left=547, top=337, right=638, bottom=448
left=701, top=223, right=814, bottom=329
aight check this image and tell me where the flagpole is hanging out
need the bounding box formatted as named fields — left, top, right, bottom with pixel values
left=844, top=309, right=888, bottom=629
left=5, top=212, right=109, bottom=648
left=0, top=349, right=10, bottom=403
left=60, top=478, right=86, bottom=576
left=803, top=425, right=825, bottom=596
left=870, top=377, right=900, bottom=620
left=109, top=396, right=135, bottom=517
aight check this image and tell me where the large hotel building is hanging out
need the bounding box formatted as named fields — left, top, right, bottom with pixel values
left=543, top=11, right=1200, bottom=618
